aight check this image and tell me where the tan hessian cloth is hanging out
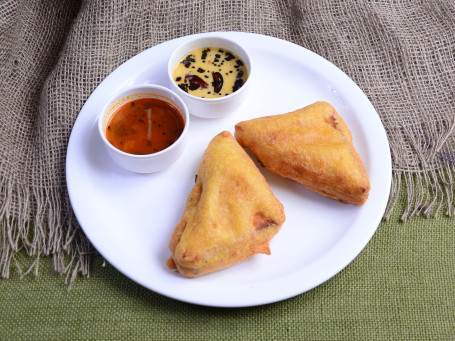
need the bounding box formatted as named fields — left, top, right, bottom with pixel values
left=0, top=1, right=454, bottom=282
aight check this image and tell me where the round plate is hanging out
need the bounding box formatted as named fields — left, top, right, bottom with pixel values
left=66, top=32, right=391, bottom=307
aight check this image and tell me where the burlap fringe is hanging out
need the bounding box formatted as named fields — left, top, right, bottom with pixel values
left=384, top=117, right=455, bottom=221
left=1, top=122, right=453, bottom=284
left=0, top=179, right=92, bottom=289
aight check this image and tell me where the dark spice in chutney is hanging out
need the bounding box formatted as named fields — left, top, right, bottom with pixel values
left=173, top=47, right=248, bottom=98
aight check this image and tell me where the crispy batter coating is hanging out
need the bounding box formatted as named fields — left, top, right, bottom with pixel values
left=234, top=102, right=370, bottom=205
left=167, top=131, right=285, bottom=277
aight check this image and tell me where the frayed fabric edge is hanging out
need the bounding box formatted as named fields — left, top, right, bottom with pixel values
left=383, top=116, right=455, bottom=222
left=0, top=178, right=92, bottom=288
left=384, top=166, right=454, bottom=222
left=1, top=126, right=454, bottom=283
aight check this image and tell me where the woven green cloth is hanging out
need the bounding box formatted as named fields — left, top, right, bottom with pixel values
left=1, top=192, right=453, bottom=340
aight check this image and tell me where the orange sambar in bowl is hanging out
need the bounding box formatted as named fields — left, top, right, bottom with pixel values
left=105, top=98, right=185, bottom=155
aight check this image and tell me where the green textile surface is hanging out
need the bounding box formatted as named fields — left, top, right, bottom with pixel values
left=1, top=192, right=453, bottom=341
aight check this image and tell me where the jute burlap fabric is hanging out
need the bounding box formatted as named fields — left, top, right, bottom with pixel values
left=0, top=0, right=454, bottom=280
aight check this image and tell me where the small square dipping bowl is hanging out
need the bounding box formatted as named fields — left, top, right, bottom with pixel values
left=168, top=35, right=252, bottom=118
left=98, top=84, right=190, bottom=173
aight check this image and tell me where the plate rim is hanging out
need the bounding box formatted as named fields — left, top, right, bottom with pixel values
left=66, top=31, right=392, bottom=307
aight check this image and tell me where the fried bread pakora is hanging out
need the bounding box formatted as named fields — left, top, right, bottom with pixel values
left=234, top=101, right=370, bottom=205
left=167, top=131, right=286, bottom=277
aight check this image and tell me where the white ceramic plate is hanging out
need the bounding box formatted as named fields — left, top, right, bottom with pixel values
left=66, top=32, right=391, bottom=307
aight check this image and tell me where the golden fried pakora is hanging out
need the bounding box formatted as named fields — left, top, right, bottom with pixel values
left=167, top=131, right=286, bottom=277
left=234, top=101, right=370, bottom=205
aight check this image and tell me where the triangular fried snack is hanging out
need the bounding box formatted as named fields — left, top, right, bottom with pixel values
left=235, top=101, right=370, bottom=205
left=167, top=131, right=285, bottom=277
